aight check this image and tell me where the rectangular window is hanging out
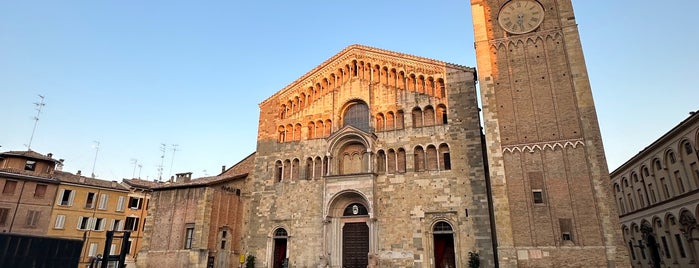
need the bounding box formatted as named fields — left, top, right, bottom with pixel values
left=116, top=196, right=125, bottom=212
left=529, top=172, right=545, bottom=204
left=627, top=193, right=635, bottom=211
left=660, top=178, right=670, bottom=199
left=24, top=160, right=36, bottom=171
left=3, top=180, right=17, bottom=195
left=675, top=234, right=687, bottom=258
left=661, top=236, right=671, bottom=258
left=638, top=240, right=646, bottom=259
left=184, top=226, right=194, bottom=249
left=58, top=189, right=74, bottom=206
left=0, top=208, right=9, bottom=226
left=94, top=218, right=105, bottom=231
left=124, top=217, right=139, bottom=231
left=128, top=197, right=143, bottom=209
left=25, top=210, right=40, bottom=228
left=109, top=219, right=122, bottom=231
left=98, top=194, right=108, bottom=210
left=533, top=191, right=544, bottom=204
left=88, top=242, right=98, bottom=257
left=77, top=216, right=90, bottom=230
left=636, top=189, right=645, bottom=207
left=675, top=171, right=685, bottom=193
left=649, top=185, right=657, bottom=203
left=85, top=192, right=96, bottom=208
left=559, top=218, right=573, bottom=242
left=54, top=214, right=66, bottom=229
left=34, top=184, right=47, bottom=198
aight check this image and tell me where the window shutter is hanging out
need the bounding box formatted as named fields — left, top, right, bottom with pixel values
left=99, top=219, right=106, bottom=230
left=56, top=189, right=65, bottom=204
left=88, top=217, right=96, bottom=230
left=77, top=216, right=83, bottom=229
left=68, top=191, right=75, bottom=206
left=109, top=219, right=115, bottom=230
left=116, top=196, right=125, bottom=211
left=98, top=194, right=108, bottom=209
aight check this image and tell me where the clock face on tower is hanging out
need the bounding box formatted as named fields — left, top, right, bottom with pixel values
left=497, top=0, right=544, bottom=34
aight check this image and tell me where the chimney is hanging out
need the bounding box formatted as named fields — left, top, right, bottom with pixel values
left=111, top=181, right=118, bottom=188
left=221, top=165, right=226, bottom=173
left=56, top=159, right=64, bottom=171
left=77, top=170, right=81, bottom=176
left=47, top=153, right=53, bottom=158
left=176, top=172, right=193, bottom=183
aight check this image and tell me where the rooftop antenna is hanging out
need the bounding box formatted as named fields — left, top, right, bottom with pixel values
left=168, top=144, right=179, bottom=179
left=26, top=95, right=46, bottom=150
left=137, top=164, right=143, bottom=179
left=130, top=158, right=138, bottom=178
left=157, top=143, right=166, bottom=181
left=91, top=141, right=100, bottom=178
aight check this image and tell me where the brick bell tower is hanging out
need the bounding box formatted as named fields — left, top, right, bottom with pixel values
left=470, top=0, right=630, bottom=267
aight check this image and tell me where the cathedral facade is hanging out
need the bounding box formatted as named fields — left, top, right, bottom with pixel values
left=243, top=0, right=630, bottom=267
left=245, top=45, right=494, bottom=268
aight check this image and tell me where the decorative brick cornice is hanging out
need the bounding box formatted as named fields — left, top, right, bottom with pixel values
left=488, top=28, right=563, bottom=49
left=260, top=44, right=471, bottom=105
left=501, top=138, right=584, bottom=154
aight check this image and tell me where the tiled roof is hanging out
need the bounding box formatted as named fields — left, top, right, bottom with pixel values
left=153, top=153, right=255, bottom=190
left=121, top=178, right=163, bottom=189
left=0, top=168, right=59, bottom=183
left=152, top=174, right=246, bottom=190
left=0, top=150, right=61, bottom=163
left=220, top=152, right=256, bottom=177
left=54, top=171, right=129, bottom=191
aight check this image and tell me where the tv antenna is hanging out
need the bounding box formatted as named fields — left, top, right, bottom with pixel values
left=91, top=141, right=100, bottom=178
left=130, top=158, right=139, bottom=178
left=157, top=143, right=166, bottom=181
left=26, top=95, right=46, bottom=150
left=168, top=144, right=179, bottom=179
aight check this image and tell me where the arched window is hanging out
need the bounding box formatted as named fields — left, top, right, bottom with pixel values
left=377, top=150, right=386, bottom=174
left=294, top=123, right=302, bottom=141
left=412, top=107, right=423, bottom=128
left=423, top=106, right=435, bottom=126
left=343, top=102, right=370, bottom=132
left=397, top=148, right=407, bottom=173
left=272, top=228, right=288, bottom=268
left=274, top=161, right=283, bottom=182
left=285, top=124, right=293, bottom=142
left=307, top=122, right=315, bottom=139
left=437, top=104, right=448, bottom=124
left=387, top=149, right=396, bottom=174
left=316, top=120, right=324, bottom=138
left=437, top=78, right=446, bottom=97
left=414, top=146, right=425, bottom=172
left=376, top=113, right=385, bottom=132
left=386, top=112, right=395, bottom=131
left=433, top=221, right=456, bottom=268
left=314, top=157, right=323, bottom=179
left=292, top=159, right=300, bottom=180
left=324, top=120, right=332, bottom=136
left=396, top=110, right=405, bottom=129
left=283, top=160, right=291, bottom=182
left=426, top=145, right=438, bottom=171
left=278, top=126, right=286, bottom=143
left=305, top=158, right=313, bottom=180
left=439, top=144, right=451, bottom=170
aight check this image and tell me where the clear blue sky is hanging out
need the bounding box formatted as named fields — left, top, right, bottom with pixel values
left=1, top=1, right=697, bottom=181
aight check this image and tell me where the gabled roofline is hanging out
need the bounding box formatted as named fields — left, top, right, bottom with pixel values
left=259, top=44, right=472, bottom=106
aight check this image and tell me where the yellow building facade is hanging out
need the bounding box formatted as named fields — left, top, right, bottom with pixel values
left=47, top=170, right=131, bottom=267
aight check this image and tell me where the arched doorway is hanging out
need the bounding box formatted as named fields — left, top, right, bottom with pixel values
left=272, top=228, right=288, bottom=268
left=433, top=221, right=456, bottom=268
left=325, top=191, right=374, bottom=268
left=342, top=203, right=369, bottom=268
